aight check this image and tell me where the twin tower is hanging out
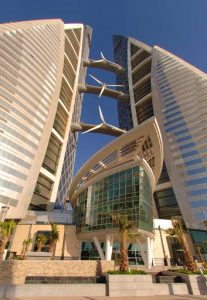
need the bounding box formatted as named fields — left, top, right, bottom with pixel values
left=0, top=19, right=207, bottom=248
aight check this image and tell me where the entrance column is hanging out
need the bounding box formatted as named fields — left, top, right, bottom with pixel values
left=93, top=236, right=105, bottom=260
left=105, top=235, right=114, bottom=261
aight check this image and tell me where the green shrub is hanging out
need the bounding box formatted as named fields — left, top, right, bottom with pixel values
left=170, top=268, right=207, bottom=275
left=107, top=269, right=147, bottom=275
left=12, top=256, right=23, bottom=260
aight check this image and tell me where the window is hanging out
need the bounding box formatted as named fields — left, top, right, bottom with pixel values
left=180, top=143, right=195, bottom=150
left=187, top=177, right=207, bottom=186
left=182, top=150, right=198, bottom=158
left=187, top=167, right=205, bottom=176
left=165, top=122, right=186, bottom=133
left=190, top=200, right=207, bottom=208
left=174, top=128, right=188, bottom=136
left=157, top=162, right=170, bottom=184
left=154, top=188, right=181, bottom=219
left=177, top=135, right=192, bottom=143
left=185, top=158, right=202, bottom=167
left=190, top=189, right=207, bottom=197
left=33, top=231, right=50, bottom=252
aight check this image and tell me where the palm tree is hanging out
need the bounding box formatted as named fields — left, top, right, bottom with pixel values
left=49, top=222, right=59, bottom=259
left=36, top=234, right=47, bottom=252
left=21, top=238, right=32, bottom=259
left=167, top=217, right=197, bottom=272
left=112, top=213, right=136, bottom=272
left=0, top=220, right=16, bottom=262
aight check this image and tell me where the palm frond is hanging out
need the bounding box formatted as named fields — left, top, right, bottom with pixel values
left=36, top=234, right=47, bottom=244
left=0, top=220, right=16, bottom=239
left=49, top=222, right=59, bottom=241
left=166, top=228, right=176, bottom=237
left=23, top=238, right=32, bottom=246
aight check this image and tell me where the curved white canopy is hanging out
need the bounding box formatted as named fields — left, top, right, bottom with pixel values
left=69, top=117, right=163, bottom=204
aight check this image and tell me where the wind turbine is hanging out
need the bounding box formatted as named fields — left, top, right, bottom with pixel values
left=92, top=52, right=122, bottom=67
left=82, top=106, right=126, bottom=135
left=89, top=74, right=124, bottom=98
left=91, top=52, right=106, bottom=63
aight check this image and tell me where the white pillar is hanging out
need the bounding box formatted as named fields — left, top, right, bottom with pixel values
left=0, top=206, right=9, bottom=221
left=150, top=238, right=154, bottom=267
left=137, top=239, right=147, bottom=267
left=105, top=235, right=113, bottom=261
left=93, top=236, right=105, bottom=260
left=147, top=237, right=154, bottom=269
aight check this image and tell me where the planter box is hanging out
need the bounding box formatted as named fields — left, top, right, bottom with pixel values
left=106, top=274, right=153, bottom=296
left=0, top=284, right=106, bottom=297
left=163, top=271, right=207, bottom=295
left=105, top=274, right=188, bottom=296
left=0, top=260, right=114, bottom=285
left=26, top=252, right=52, bottom=260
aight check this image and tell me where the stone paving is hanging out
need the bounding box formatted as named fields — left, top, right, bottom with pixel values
left=1, top=296, right=207, bottom=300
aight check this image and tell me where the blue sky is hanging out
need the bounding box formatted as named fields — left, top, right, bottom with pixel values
left=1, top=0, right=207, bottom=173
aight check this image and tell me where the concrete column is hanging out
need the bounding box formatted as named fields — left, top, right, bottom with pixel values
left=105, top=235, right=114, bottom=261
left=93, top=236, right=105, bottom=260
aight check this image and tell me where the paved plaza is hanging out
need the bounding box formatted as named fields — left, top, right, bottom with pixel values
left=1, top=296, right=207, bottom=300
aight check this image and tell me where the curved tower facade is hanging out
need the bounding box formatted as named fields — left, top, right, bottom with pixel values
left=53, top=24, right=92, bottom=209
left=113, top=36, right=180, bottom=225
left=113, top=35, right=207, bottom=234
left=152, top=46, right=207, bottom=230
left=0, top=20, right=91, bottom=219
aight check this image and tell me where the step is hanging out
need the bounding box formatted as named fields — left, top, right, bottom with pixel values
left=155, top=275, right=183, bottom=283
left=25, top=276, right=106, bottom=284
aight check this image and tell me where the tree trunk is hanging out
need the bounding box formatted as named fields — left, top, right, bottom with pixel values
left=180, top=237, right=197, bottom=272
left=119, top=231, right=128, bottom=272
left=0, top=238, right=7, bottom=262
left=37, top=243, right=42, bottom=252
left=49, top=241, right=56, bottom=260
left=21, top=243, right=30, bottom=260
left=21, top=244, right=26, bottom=260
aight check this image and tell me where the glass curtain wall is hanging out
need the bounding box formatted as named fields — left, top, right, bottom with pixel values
left=75, top=166, right=153, bottom=233
left=189, top=230, right=207, bottom=262
left=81, top=241, right=144, bottom=265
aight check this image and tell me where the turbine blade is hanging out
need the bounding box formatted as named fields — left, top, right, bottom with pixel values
left=91, top=59, right=104, bottom=63
left=98, top=106, right=105, bottom=123
left=100, top=52, right=105, bottom=59
left=99, top=85, right=106, bottom=98
left=106, top=123, right=126, bottom=133
left=82, top=124, right=103, bottom=134
left=100, top=57, right=122, bottom=68
left=107, top=84, right=125, bottom=87
left=89, top=74, right=103, bottom=85
left=108, top=61, right=121, bottom=67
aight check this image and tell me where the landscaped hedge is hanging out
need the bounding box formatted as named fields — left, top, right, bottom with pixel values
left=107, top=269, right=147, bottom=275
left=170, top=268, right=207, bottom=275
